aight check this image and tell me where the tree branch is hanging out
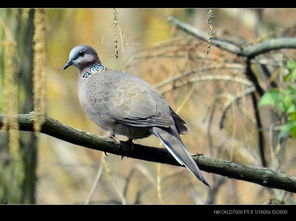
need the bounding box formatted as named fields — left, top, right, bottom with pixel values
left=167, top=16, right=243, bottom=55
left=1, top=113, right=296, bottom=192
left=245, top=59, right=267, bottom=167
left=167, top=16, right=296, bottom=58
left=243, top=38, right=296, bottom=58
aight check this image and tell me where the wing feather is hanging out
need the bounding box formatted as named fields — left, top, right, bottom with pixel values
left=97, top=71, right=174, bottom=128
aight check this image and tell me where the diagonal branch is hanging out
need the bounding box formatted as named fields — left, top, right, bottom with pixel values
left=167, top=16, right=243, bottom=56
left=1, top=113, right=296, bottom=192
left=168, top=16, right=296, bottom=59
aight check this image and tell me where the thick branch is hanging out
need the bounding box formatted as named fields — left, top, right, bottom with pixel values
left=168, top=16, right=296, bottom=58
left=243, top=38, right=296, bottom=58
left=1, top=114, right=296, bottom=192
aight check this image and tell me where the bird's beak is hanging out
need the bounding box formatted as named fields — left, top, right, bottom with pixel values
left=63, top=60, right=73, bottom=70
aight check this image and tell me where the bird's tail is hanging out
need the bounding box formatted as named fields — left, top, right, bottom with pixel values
left=151, top=126, right=210, bottom=187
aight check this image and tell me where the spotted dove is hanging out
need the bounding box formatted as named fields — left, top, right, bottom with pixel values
left=63, top=45, right=209, bottom=186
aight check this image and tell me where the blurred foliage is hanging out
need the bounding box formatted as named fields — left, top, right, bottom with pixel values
left=259, top=61, right=296, bottom=140
left=0, top=8, right=296, bottom=204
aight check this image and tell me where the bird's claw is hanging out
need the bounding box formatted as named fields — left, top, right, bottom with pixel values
left=120, top=138, right=134, bottom=159
left=104, top=131, right=134, bottom=159
left=105, top=131, right=121, bottom=146
left=193, top=153, right=204, bottom=157
left=109, top=136, right=121, bottom=146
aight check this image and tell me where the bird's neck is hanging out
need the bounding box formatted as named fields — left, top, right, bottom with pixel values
left=80, top=63, right=106, bottom=80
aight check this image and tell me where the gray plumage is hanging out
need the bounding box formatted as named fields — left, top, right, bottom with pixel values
left=63, top=45, right=209, bottom=187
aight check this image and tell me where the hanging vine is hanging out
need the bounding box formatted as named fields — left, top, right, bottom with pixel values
left=0, top=18, right=20, bottom=160
left=32, top=8, right=47, bottom=133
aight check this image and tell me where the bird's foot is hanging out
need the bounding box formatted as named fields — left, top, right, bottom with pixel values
left=104, top=131, right=134, bottom=159
left=105, top=131, right=121, bottom=146
left=110, top=135, right=121, bottom=146
left=104, top=130, right=122, bottom=156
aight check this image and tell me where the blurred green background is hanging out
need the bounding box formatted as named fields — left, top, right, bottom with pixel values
left=0, top=8, right=296, bottom=204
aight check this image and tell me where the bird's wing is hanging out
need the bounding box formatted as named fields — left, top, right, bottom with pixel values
left=100, top=71, right=174, bottom=128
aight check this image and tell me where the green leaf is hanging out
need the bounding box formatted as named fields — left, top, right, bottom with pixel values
left=278, top=120, right=296, bottom=141
left=284, top=72, right=293, bottom=82
left=287, top=104, right=296, bottom=114
left=285, top=69, right=296, bottom=83
left=292, top=69, right=296, bottom=81
left=284, top=61, right=296, bottom=82
left=283, top=93, right=292, bottom=112
left=291, top=126, right=296, bottom=139
left=287, top=60, right=296, bottom=70
left=259, top=89, right=281, bottom=107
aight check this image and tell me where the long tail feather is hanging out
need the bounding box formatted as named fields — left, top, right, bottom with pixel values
left=151, top=126, right=210, bottom=187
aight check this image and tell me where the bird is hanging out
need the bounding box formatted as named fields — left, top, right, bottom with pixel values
left=63, top=45, right=210, bottom=187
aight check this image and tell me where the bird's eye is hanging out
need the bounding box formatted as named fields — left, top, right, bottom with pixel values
left=79, top=51, right=85, bottom=57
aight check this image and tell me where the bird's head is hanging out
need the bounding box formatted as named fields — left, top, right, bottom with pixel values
left=63, top=45, right=101, bottom=72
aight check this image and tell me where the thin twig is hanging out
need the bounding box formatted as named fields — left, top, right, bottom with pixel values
left=84, top=156, right=104, bottom=204
left=160, top=74, right=253, bottom=95
left=134, top=170, right=186, bottom=204
left=155, top=64, right=243, bottom=89
left=205, top=176, right=226, bottom=204
left=219, top=86, right=256, bottom=129
left=123, top=163, right=156, bottom=199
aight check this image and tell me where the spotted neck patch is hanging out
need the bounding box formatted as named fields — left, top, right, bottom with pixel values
left=82, top=63, right=106, bottom=79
